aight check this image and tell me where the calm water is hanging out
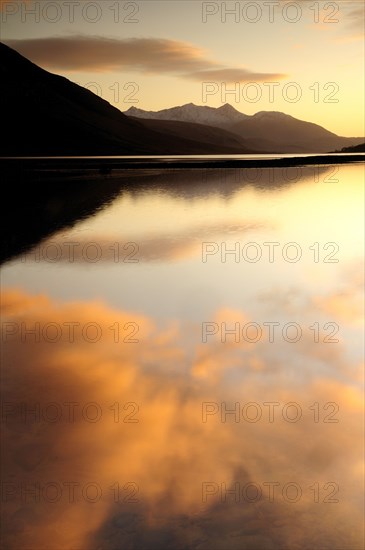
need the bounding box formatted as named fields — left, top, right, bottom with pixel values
left=1, top=163, right=364, bottom=549
left=7, top=153, right=365, bottom=158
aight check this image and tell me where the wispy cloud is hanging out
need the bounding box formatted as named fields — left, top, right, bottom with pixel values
left=306, top=2, right=365, bottom=43
left=5, top=35, right=287, bottom=81
left=188, top=68, right=286, bottom=82
left=341, top=5, right=365, bottom=41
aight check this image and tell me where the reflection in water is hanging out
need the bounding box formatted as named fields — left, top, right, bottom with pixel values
left=1, top=164, right=331, bottom=265
left=0, top=177, right=125, bottom=264
left=1, top=164, right=364, bottom=549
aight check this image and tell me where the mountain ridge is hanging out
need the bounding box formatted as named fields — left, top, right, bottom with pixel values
left=125, top=103, right=248, bottom=128
left=125, top=103, right=364, bottom=153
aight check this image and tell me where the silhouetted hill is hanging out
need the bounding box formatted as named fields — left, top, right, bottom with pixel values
left=230, top=111, right=364, bottom=153
left=0, top=43, right=253, bottom=156
left=128, top=117, right=262, bottom=152
left=339, top=143, right=365, bottom=153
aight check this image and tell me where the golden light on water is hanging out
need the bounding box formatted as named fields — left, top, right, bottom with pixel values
left=1, top=164, right=364, bottom=549
left=1, top=286, right=364, bottom=549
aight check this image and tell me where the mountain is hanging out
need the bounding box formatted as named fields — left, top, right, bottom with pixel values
left=125, top=104, right=364, bottom=154
left=125, top=103, right=248, bottom=128
left=230, top=111, right=364, bottom=153
left=0, top=43, right=254, bottom=156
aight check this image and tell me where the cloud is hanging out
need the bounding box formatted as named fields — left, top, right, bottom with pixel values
left=5, top=35, right=287, bottom=81
left=1, top=287, right=363, bottom=549
left=306, top=2, right=365, bottom=42
left=342, top=5, right=365, bottom=39
left=188, top=68, right=287, bottom=82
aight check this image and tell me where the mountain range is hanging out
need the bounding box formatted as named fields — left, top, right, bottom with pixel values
left=125, top=105, right=364, bottom=154
left=1, top=42, right=363, bottom=156
left=126, top=103, right=248, bottom=128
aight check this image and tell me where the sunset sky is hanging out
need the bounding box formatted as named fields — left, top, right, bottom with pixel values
left=2, top=0, right=364, bottom=136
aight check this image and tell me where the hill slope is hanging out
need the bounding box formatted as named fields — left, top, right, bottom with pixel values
left=0, top=43, right=252, bottom=155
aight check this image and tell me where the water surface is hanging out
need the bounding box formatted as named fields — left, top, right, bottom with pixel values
left=1, top=163, right=364, bottom=549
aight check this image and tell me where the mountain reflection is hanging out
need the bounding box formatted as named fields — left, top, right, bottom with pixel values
left=1, top=164, right=332, bottom=265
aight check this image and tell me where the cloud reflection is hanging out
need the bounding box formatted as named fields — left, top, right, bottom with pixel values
left=1, top=288, right=363, bottom=549
left=23, top=220, right=268, bottom=264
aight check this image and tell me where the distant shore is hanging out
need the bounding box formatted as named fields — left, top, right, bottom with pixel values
left=1, top=154, right=364, bottom=178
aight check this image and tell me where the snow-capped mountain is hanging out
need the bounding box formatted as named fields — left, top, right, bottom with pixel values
left=125, top=103, right=248, bottom=128
left=125, top=104, right=364, bottom=153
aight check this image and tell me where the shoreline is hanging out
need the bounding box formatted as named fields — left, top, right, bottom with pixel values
left=0, top=154, right=364, bottom=173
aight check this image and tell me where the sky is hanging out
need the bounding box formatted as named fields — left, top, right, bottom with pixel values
left=1, top=0, right=364, bottom=136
